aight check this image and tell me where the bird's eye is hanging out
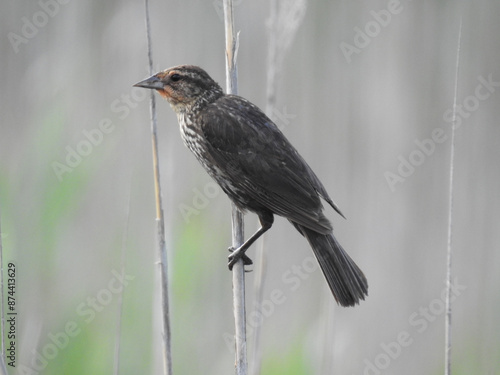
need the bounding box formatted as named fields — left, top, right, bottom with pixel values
left=170, top=73, right=182, bottom=82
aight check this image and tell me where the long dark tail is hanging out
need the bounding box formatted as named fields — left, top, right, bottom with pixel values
left=292, top=222, right=368, bottom=307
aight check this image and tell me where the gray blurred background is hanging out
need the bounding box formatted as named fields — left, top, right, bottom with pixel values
left=1, top=0, right=499, bottom=374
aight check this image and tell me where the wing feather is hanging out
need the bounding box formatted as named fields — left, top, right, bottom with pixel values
left=199, top=95, right=342, bottom=234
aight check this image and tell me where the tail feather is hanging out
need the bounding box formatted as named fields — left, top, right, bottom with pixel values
left=292, top=222, right=368, bottom=307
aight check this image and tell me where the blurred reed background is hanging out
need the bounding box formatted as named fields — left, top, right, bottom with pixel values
left=1, top=0, right=499, bottom=374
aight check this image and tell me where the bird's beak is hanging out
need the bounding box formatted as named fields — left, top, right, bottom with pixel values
left=133, top=75, right=164, bottom=90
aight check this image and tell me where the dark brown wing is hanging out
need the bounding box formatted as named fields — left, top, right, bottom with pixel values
left=199, top=95, right=343, bottom=234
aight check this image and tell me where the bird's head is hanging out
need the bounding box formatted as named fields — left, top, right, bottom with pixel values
left=134, top=65, right=224, bottom=113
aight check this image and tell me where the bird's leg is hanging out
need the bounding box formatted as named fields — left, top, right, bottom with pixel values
left=228, top=212, right=273, bottom=270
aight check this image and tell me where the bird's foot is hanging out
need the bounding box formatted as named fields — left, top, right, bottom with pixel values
left=228, top=246, right=253, bottom=270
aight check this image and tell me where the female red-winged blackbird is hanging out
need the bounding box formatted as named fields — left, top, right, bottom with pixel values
left=135, top=65, right=368, bottom=307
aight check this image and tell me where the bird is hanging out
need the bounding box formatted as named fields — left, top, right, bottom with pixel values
left=134, top=65, right=368, bottom=307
